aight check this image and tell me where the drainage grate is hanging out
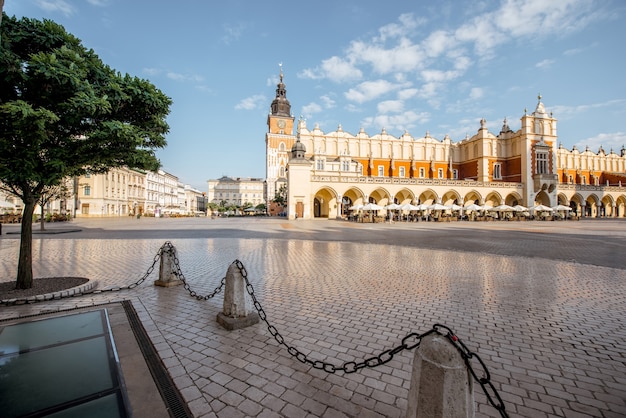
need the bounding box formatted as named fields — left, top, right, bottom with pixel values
left=121, top=300, right=193, bottom=418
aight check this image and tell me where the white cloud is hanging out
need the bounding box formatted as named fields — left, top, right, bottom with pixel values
left=166, top=72, right=204, bottom=83
left=574, top=132, right=626, bottom=153
left=421, top=69, right=460, bottom=83
left=344, top=80, right=399, bottom=103
left=469, top=87, right=484, bottom=100
left=320, top=95, right=336, bottom=109
left=419, top=82, right=440, bottom=99
left=398, top=88, right=419, bottom=100
left=551, top=99, right=626, bottom=119
left=87, top=0, right=109, bottom=6
left=423, top=30, right=457, bottom=58
left=143, top=68, right=161, bottom=76
left=235, top=94, right=266, bottom=110
left=377, top=100, right=404, bottom=114
left=535, top=59, right=555, bottom=69
left=299, top=56, right=362, bottom=83
left=221, top=22, right=246, bottom=45
left=362, top=110, right=430, bottom=132
left=496, top=0, right=598, bottom=38
left=348, top=38, right=424, bottom=75
left=376, top=13, right=425, bottom=42
left=564, top=47, right=584, bottom=56
left=36, top=0, right=75, bottom=16
left=302, top=102, right=322, bottom=117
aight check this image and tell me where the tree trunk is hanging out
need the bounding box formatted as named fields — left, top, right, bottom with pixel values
left=40, top=204, right=46, bottom=231
left=16, top=198, right=36, bottom=289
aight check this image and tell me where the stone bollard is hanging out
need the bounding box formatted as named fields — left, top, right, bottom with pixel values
left=154, top=244, right=182, bottom=287
left=216, top=261, right=260, bottom=330
left=406, top=333, right=474, bottom=418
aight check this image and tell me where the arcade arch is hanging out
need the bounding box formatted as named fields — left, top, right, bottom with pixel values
left=616, top=195, right=626, bottom=217
left=504, top=192, right=523, bottom=206
left=368, top=188, right=389, bottom=205
left=441, top=190, right=462, bottom=206
left=484, top=191, right=503, bottom=207
left=585, top=194, right=600, bottom=217
left=393, top=188, right=415, bottom=205
left=313, top=187, right=338, bottom=218
left=601, top=195, right=615, bottom=217
left=535, top=190, right=551, bottom=206
left=417, top=189, right=438, bottom=205
left=463, top=190, right=483, bottom=207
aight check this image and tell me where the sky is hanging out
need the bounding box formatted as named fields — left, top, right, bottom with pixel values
left=4, top=0, right=626, bottom=191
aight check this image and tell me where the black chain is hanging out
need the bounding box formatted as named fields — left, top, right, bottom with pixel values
left=434, top=324, right=509, bottom=418
left=170, top=243, right=225, bottom=300
left=1, top=241, right=167, bottom=306
left=1, top=244, right=508, bottom=417
left=232, top=259, right=508, bottom=417
left=235, top=259, right=432, bottom=373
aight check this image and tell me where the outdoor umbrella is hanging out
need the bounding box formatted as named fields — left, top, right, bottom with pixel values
left=530, top=204, right=553, bottom=212
left=428, top=203, right=449, bottom=211
left=552, top=205, right=572, bottom=211
left=348, top=204, right=364, bottom=211
left=513, top=205, right=529, bottom=212
left=400, top=203, right=419, bottom=211
left=489, top=204, right=515, bottom=211
left=464, top=203, right=483, bottom=211
left=362, top=203, right=383, bottom=211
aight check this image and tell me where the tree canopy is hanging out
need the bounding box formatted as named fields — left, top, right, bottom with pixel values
left=0, top=13, right=172, bottom=288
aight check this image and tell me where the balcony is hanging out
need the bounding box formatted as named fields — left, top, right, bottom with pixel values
left=532, top=173, right=558, bottom=193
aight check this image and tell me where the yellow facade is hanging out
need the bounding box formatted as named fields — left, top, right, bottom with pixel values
left=264, top=73, right=626, bottom=220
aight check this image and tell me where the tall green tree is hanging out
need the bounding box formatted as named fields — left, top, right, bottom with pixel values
left=0, top=14, right=172, bottom=289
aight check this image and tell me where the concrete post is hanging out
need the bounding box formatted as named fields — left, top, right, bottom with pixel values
left=217, top=262, right=260, bottom=330
left=154, top=244, right=181, bottom=287
left=406, top=333, right=474, bottom=418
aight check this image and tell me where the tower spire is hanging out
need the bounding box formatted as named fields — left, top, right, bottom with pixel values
left=270, top=64, right=291, bottom=117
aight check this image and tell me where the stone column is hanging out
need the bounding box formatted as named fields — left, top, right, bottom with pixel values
left=154, top=244, right=181, bottom=287
left=217, top=262, right=260, bottom=330
left=406, top=333, right=474, bottom=418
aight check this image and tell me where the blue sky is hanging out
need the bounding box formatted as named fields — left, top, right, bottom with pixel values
left=4, top=0, right=626, bottom=190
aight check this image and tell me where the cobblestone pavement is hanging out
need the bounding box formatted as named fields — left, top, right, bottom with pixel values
left=1, top=218, right=625, bottom=417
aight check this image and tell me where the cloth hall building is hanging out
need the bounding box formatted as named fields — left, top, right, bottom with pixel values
left=265, top=72, right=626, bottom=220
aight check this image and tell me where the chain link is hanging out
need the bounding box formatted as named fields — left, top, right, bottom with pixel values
left=1, top=241, right=167, bottom=306
left=433, top=324, right=509, bottom=418
left=233, top=260, right=509, bottom=417
left=1, top=240, right=224, bottom=305
left=1, top=243, right=508, bottom=417
left=170, top=242, right=225, bottom=300
left=234, top=258, right=438, bottom=373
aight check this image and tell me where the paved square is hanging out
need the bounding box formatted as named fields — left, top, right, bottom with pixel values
left=1, top=218, right=625, bottom=417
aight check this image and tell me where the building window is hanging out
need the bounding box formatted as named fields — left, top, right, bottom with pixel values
left=85, top=173, right=91, bottom=178
left=378, top=166, right=384, bottom=177
left=437, top=168, right=443, bottom=179
left=399, top=167, right=405, bottom=178
left=342, top=160, right=350, bottom=171
left=453, top=169, right=459, bottom=179
left=84, top=186, right=91, bottom=196
left=419, top=168, right=425, bottom=178
left=493, top=163, right=502, bottom=180
left=316, top=159, right=324, bottom=170
left=536, top=151, right=548, bottom=174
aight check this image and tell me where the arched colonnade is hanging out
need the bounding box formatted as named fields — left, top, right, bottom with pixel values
left=311, top=185, right=626, bottom=219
